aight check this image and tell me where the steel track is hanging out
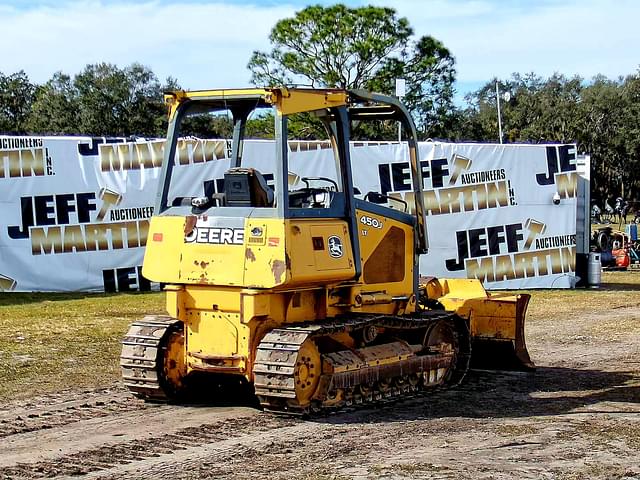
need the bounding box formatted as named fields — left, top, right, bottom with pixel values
left=253, top=310, right=471, bottom=415
left=121, top=312, right=471, bottom=415
left=120, top=315, right=182, bottom=401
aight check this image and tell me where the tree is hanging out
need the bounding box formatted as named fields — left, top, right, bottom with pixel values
left=249, top=4, right=411, bottom=89
left=74, top=62, right=167, bottom=137
left=458, top=73, right=583, bottom=143
left=26, top=64, right=173, bottom=137
left=179, top=114, right=234, bottom=139
left=27, top=72, right=80, bottom=134
left=577, top=74, right=640, bottom=204
left=366, top=35, right=457, bottom=138
left=122, top=63, right=169, bottom=137
left=618, top=72, right=640, bottom=201
left=458, top=71, right=640, bottom=204
left=247, top=4, right=457, bottom=139
left=0, top=70, right=36, bottom=133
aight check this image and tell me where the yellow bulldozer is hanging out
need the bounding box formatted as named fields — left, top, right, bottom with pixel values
left=120, top=87, right=533, bottom=414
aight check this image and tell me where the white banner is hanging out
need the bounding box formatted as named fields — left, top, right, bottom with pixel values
left=0, top=136, right=578, bottom=292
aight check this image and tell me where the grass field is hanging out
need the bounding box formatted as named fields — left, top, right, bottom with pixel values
left=0, top=292, right=165, bottom=400
left=1, top=271, right=639, bottom=401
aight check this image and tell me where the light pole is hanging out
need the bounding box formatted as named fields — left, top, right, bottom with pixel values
left=496, top=80, right=503, bottom=144
left=395, top=78, right=406, bottom=143
left=495, top=81, right=511, bottom=144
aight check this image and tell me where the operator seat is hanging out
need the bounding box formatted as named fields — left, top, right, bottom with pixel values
left=224, top=167, right=274, bottom=207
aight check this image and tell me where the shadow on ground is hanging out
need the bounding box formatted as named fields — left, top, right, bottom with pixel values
left=599, top=281, right=640, bottom=291
left=170, top=373, right=262, bottom=410
left=162, top=365, right=639, bottom=423
left=316, top=366, right=639, bottom=424
left=0, top=292, right=123, bottom=306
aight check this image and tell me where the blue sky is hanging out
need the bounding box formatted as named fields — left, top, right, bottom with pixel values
left=1, top=0, right=638, bottom=102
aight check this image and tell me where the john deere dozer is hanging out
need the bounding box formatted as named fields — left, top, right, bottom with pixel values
left=120, top=88, right=533, bottom=414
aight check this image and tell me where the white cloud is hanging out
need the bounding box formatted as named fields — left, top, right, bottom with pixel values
left=0, top=1, right=297, bottom=88
left=382, top=0, right=640, bottom=84
left=0, top=0, right=638, bottom=95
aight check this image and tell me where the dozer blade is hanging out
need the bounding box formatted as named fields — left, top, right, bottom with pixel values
left=469, top=293, right=535, bottom=371
left=422, top=278, right=535, bottom=372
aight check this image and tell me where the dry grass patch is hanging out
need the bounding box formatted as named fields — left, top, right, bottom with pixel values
left=491, top=422, right=540, bottom=437
left=554, top=465, right=640, bottom=480
left=0, top=292, right=164, bottom=400
left=571, top=419, right=640, bottom=450
left=521, top=271, right=640, bottom=341
left=524, top=271, right=640, bottom=320
left=0, top=271, right=638, bottom=401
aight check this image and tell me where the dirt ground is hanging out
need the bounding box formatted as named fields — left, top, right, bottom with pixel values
left=0, top=298, right=639, bottom=479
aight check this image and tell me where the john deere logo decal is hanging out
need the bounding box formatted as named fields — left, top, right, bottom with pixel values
left=328, top=235, right=343, bottom=258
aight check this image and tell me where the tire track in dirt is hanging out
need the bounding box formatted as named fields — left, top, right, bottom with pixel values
left=0, top=373, right=539, bottom=479
left=0, top=376, right=484, bottom=478
left=1, top=368, right=638, bottom=480
left=0, top=401, right=267, bottom=469
left=1, top=305, right=639, bottom=479
left=1, top=413, right=298, bottom=479
left=0, top=388, right=147, bottom=439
